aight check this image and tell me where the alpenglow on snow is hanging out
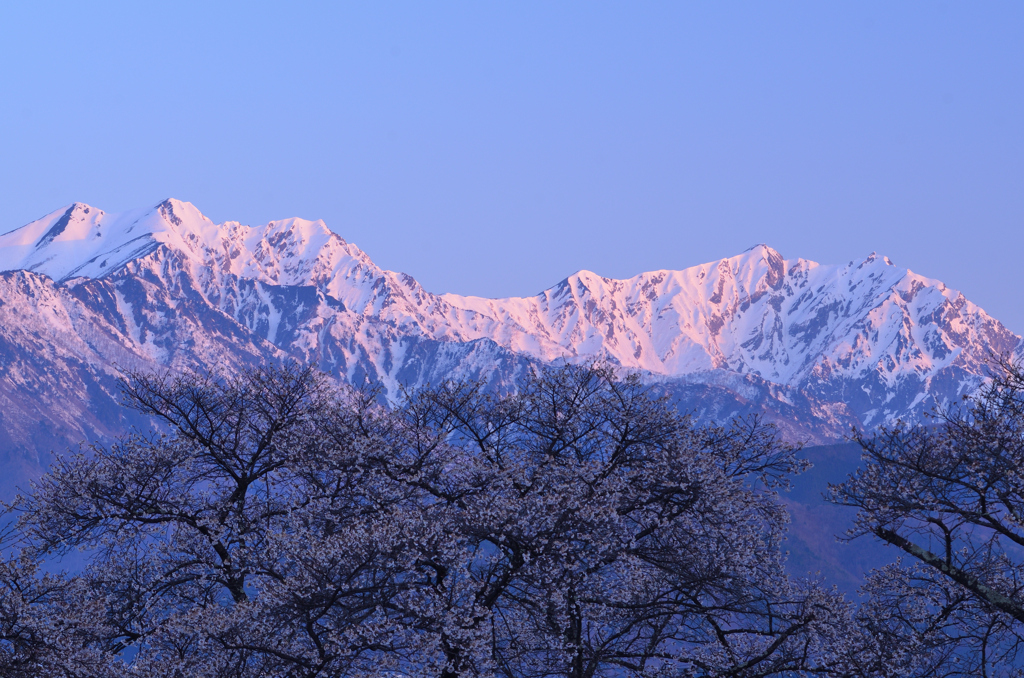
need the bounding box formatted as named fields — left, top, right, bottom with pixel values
left=0, top=198, right=1018, bottom=470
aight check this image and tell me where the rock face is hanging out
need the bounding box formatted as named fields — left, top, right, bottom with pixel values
left=0, top=198, right=1019, bottom=490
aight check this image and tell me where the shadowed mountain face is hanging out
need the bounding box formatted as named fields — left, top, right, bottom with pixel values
left=781, top=442, right=896, bottom=595
left=0, top=199, right=1019, bottom=494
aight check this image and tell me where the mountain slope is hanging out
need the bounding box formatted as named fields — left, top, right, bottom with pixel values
left=439, top=246, right=1018, bottom=424
left=0, top=199, right=1018, bottom=482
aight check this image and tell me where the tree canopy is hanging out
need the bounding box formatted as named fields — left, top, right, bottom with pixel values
left=2, top=363, right=861, bottom=678
left=831, top=358, right=1024, bottom=676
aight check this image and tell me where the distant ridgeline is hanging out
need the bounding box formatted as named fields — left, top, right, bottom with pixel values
left=0, top=198, right=1019, bottom=495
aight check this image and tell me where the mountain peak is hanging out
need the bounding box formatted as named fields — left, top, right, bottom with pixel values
left=0, top=199, right=212, bottom=282
left=155, top=198, right=205, bottom=228
left=739, top=243, right=786, bottom=266
left=743, top=243, right=780, bottom=256
left=0, top=199, right=366, bottom=288
left=0, top=199, right=1019, bottom=444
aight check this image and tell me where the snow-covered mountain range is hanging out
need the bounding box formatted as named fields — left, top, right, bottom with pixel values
left=0, top=198, right=1019, bottom=489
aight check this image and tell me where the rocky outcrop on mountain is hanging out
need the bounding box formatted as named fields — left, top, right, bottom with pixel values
left=0, top=198, right=1019, bottom=492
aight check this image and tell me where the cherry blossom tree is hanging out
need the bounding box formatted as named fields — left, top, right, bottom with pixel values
left=3, top=363, right=857, bottom=677
left=830, top=357, right=1024, bottom=677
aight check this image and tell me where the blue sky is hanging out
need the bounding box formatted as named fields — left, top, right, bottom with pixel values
left=1, top=2, right=1022, bottom=330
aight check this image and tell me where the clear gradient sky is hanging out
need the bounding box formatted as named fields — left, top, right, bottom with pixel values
left=1, top=3, right=1022, bottom=330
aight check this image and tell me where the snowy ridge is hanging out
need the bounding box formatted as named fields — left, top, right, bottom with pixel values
left=440, top=246, right=1012, bottom=387
left=0, top=198, right=1019, bottom=457
left=0, top=199, right=379, bottom=292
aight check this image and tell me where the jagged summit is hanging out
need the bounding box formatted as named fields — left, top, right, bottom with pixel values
left=436, top=243, right=1008, bottom=388
left=742, top=243, right=780, bottom=255
left=0, top=199, right=1019, bottom=444
left=0, top=198, right=393, bottom=293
